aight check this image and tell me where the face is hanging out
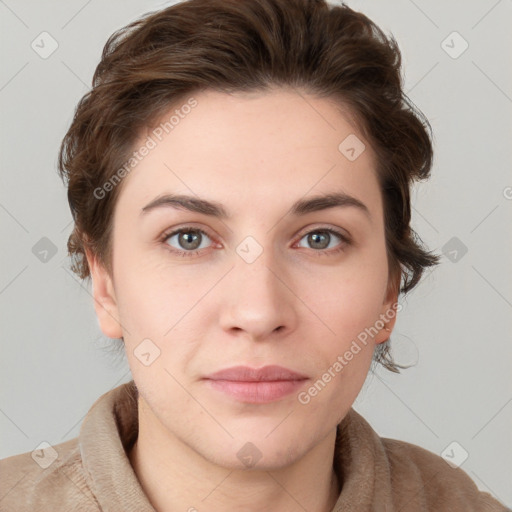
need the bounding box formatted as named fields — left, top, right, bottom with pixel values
left=87, top=87, right=398, bottom=470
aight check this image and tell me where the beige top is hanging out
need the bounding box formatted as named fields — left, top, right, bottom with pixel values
left=0, top=380, right=508, bottom=511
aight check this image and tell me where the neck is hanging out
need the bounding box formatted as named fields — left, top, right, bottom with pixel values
left=128, top=396, right=341, bottom=512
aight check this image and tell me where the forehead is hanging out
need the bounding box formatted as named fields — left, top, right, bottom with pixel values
left=114, top=88, right=382, bottom=221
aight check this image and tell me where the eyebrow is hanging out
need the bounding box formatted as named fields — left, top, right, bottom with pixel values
left=140, top=192, right=371, bottom=220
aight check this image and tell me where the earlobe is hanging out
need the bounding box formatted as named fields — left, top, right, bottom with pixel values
left=85, top=248, right=124, bottom=339
left=375, top=276, right=400, bottom=345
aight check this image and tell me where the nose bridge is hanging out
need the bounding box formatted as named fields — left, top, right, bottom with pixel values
left=233, top=233, right=284, bottom=302
left=219, top=233, right=295, bottom=337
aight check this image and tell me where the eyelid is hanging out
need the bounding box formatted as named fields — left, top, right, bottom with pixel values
left=294, top=223, right=351, bottom=243
left=159, top=224, right=217, bottom=247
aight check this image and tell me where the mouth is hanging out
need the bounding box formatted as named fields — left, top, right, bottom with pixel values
left=202, top=365, right=309, bottom=404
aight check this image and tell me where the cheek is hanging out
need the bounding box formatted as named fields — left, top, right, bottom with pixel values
left=303, top=247, right=389, bottom=337
left=111, top=236, right=191, bottom=336
left=112, top=262, right=206, bottom=372
left=114, top=277, right=171, bottom=338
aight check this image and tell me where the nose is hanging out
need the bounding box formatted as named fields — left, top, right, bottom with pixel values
left=217, top=242, right=297, bottom=341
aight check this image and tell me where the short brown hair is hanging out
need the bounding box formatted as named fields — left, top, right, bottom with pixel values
left=58, top=0, right=440, bottom=373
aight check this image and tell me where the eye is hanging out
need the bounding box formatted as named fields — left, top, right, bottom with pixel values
left=161, top=227, right=213, bottom=256
left=159, top=225, right=351, bottom=258
left=295, top=228, right=350, bottom=255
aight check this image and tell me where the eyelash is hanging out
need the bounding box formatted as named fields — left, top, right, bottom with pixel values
left=159, top=226, right=351, bottom=258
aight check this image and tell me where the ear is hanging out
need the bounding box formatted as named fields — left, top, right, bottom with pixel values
left=85, top=248, right=123, bottom=339
left=374, top=272, right=400, bottom=345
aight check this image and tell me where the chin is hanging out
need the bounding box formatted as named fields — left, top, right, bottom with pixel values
left=203, top=438, right=307, bottom=471
left=191, top=420, right=314, bottom=469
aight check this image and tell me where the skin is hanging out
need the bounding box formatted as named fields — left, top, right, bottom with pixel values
left=85, top=87, right=399, bottom=512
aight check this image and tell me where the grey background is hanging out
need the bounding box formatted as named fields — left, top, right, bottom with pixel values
left=1, top=0, right=511, bottom=506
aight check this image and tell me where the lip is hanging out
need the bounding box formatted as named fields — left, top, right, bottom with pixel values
left=203, top=365, right=309, bottom=404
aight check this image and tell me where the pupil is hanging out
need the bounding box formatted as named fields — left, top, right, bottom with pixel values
left=181, top=231, right=200, bottom=249
left=310, top=232, right=328, bottom=249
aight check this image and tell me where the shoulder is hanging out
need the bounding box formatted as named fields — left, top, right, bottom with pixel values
left=381, top=436, right=508, bottom=511
left=0, top=438, right=99, bottom=512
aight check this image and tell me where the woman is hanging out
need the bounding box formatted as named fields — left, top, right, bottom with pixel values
left=0, top=0, right=508, bottom=510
